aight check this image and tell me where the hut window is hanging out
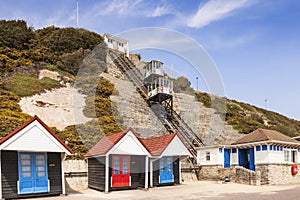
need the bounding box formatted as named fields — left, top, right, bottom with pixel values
left=167, top=157, right=172, bottom=172
left=20, top=154, right=32, bottom=178
left=219, top=148, right=222, bottom=153
left=256, top=146, right=261, bottom=151
left=160, top=159, right=165, bottom=172
left=270, top=145, right=273, bottom=150
left=123, top=157, right=129, bottom=174
left=113, top=157, right=120, bottom=174
left=36, top=154, right=46, bottom=177
left=284, top=150, right=290, bottom=162
left=206, top=152, right=210, bottom=161
left=232, top=148, right=237, bottom=153
left=262, top=145, right=267, bottom=151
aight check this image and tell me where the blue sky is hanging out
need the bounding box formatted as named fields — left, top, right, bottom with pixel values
left=1, top=0, right=300, bottom=120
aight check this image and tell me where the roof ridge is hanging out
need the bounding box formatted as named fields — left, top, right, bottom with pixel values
left=260, top=129, right=271, bottom=140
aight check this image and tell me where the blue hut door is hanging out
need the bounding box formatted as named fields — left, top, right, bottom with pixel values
left=18, top=152, right=48, bottom=194
left=159, top=156, right=174, bottom=184
left=249, top=147, right=255, bottom=171
left=224, top=149, right=230, bottom=168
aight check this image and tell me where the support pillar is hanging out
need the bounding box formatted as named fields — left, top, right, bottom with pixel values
left=61, top=153, right=66, bottom=195
left=105, top=156, right=109, bottom=193
left=145, top=156, right=149, bottom=189
left=179, top=157, right=182, bottom=184
left=150, top=159, right=153, bottom=187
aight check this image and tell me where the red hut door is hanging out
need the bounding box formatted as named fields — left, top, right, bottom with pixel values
left=112, top=155, right=130, bottom=187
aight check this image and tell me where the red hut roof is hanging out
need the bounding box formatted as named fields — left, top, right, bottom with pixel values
left=142, top=134, right=177, bottom=156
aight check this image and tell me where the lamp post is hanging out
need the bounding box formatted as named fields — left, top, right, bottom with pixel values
left=196, top=77, right=198, bottom=90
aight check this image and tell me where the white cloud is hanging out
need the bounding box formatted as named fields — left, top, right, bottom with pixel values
left=95, top=0, right=143, bottom=16
left=187, top=0, right=252, bottom=29
left=151, top=5, right=171, bottom=17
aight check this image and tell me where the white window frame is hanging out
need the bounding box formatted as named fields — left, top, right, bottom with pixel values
left=284, top=149, right=290, bottom=162
left=205, top=151, right=211, bottom=161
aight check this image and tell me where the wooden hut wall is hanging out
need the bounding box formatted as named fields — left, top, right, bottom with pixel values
left=47, top=152, right=63, bottom=195
left=173, top=156, right=180, bottom=184
left=87, top=157, right=105, bottom=191
left=1, top=151, right=18, bottom=199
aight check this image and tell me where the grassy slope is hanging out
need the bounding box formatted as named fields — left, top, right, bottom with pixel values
left=195, top=91, right=300, bottom=137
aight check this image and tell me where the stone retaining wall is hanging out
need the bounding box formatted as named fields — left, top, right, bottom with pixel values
left=199, top=164, right=300, bottom=186
left=64, top=160, right=88, bottom=192
left=235, top=166, right=261, bottom=186
left=257, top=164, right=300, bottom=185
left=199, top=165, right=236, bottom=181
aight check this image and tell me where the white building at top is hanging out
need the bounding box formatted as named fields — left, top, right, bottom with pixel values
left=103, top=33, right=129, bottom=57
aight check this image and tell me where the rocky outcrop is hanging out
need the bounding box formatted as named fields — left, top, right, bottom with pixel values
left=39, top=69, right=72, bottom=86
left=173, top=93, right=242, bottom=145
left=101, top=73, right=166, bottom=138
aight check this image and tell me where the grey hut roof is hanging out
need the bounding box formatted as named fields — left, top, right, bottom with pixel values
left=232, top=128, right=300, bottom=145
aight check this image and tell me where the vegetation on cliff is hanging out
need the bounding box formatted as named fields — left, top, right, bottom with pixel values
left=1, top=19, right=300, bottom=159
left=0, top=20, right=118, bottom=159
left=0, top=20, right=103, bottom=77
left=195, top=91, right=300, bottom=137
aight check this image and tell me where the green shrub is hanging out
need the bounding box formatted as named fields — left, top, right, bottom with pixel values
left=4, top=74, right=61, bottom=97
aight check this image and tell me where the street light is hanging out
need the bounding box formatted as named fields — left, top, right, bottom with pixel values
left=196, top=77, right=199, bottom=90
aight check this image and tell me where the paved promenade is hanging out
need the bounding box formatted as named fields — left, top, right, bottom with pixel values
left=33, top=181, right=300, bottom=200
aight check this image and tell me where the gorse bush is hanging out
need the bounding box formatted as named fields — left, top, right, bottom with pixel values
left=0, top=20, right=104, bottom=76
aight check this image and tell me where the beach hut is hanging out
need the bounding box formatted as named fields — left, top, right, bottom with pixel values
left=143, top=133, right=192, bottom=186
left=0, top=115, right=73, bottom=199
left=85, top=128, right=150, bottom=192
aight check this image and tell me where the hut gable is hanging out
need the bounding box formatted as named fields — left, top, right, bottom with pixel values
left=143, top=134, right=191, bottom=157
left=0, top=115, right=72, bottom=154
left=85, top=128, right=150, bottom=157
left=232, top=128, right=300, bottom=145
left=143, top=134, right=175, bottom=156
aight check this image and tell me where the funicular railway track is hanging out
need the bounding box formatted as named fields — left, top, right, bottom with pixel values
left=109, top=51, right=204, bottom=157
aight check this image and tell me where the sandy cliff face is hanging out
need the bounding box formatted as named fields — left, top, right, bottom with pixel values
left=106, top=55, right=242, bottom=144
left=18, top=56, right=242, bottom=145
left=19, top=86, right=91, bottom=130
